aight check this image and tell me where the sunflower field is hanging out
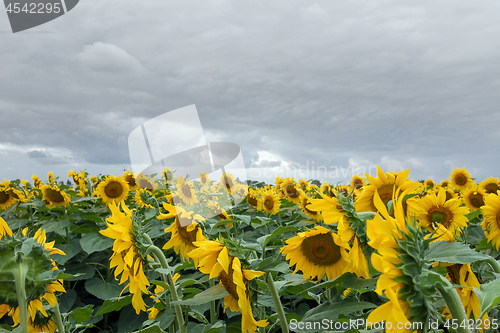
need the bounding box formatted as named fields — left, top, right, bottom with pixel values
left=1, top=167, right=500, bottom=333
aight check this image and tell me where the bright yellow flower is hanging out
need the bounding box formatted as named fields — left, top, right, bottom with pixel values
left=260, top=189, right=280, bottom=214
left=41, top=184, right=71, bottom=209
left=449, top=168, right=474, bottom=191
left=357, top=166, right=419, bottom=213
left=0, top=217, right=13, bottom=239
left=479, top=177, right=500, bottom=194
left=307, top=193, right=346, bottom=225
left=481, top=192, right=500, bottom=250
left=189, top=241, right=268, bottom=333
left=96, top=175, right=130, bottom=205
left=463, top=185, right=486, bottom=211
left=281, top=226, right=350, bottom=281
left=99, top=202, right=150, bottom=314
left=408, top=188, right=469, bottom=236
left=157, top=203, right=207, bottom=262
left=298, top=190, right=322, bottom=222
left=175, top=176, right=199, bottom=206
left=280, top=178, right=301, bottom=204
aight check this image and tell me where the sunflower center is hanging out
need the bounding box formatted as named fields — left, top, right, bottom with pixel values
left=301, top=233, right=341, bottom=266
left=104, top=181, right=123, bottom=199
left=45, top=188, right=65, bottom=203
left=218, top=258, right=239, bottom=299
left=264, top=198, right=274, bottom=210
left=468, top=192, right=484, bottom=208
left=285, top=184, right=299, bottom=198
left=126, top=175, right=136, bottom=187
left=496, top=211, right=500, bottom=227
left=177, top=220, right=197, bottom=244
left=181, top=184, right=192, bottom=198
left=247, top=194, right=258, bottom=207
left=446, top=264, right=463, bottom=285
left=353, top=181, right=363, bottom=190
left=139, top=179, right=153, bottom=191
left=445, top=191, right=453, bottom=201
left=222, top=177, right=233, bottom=190
left=0, top=191, right=9, bottom=204
left=485, top=183, right=500, bottom=194
left=455, top=175, right=467, bottom=186
left=429, top=208, right=451, bottom=228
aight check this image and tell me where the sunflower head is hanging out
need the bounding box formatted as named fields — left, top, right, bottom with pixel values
left=96, top=175, right=130, bottom=205
left=175, top=177, right=199, bottom=206
left=123, top=170, right=138, bottom=191
left=298, top=190, right=322, bottom=221
left=260, top=189, right=281, bottom=214
left=449, top=168, right=474, bottom=191
left=41, top=184, right=71, bottom=209
left=281, top=225, right=349, bottom=281
left=136, top=173, right=157, bottom=192
left=424, top=178, right=435, bottom=188
left=481, top=192, right=500, bottom=250
left=463, top=186, right=486, bottom=211
left=349, top=175, right=366, bottom=192
left=0, top=185, right=18, bottom=211
left=479, top=177, right=500, bottom=195
left=280, top=178, right=301, bottom=204
left=198, top=172, right=210, bottom=186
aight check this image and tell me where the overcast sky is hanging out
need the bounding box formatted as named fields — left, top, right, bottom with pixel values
left=1, top=0, right=500, bottom=185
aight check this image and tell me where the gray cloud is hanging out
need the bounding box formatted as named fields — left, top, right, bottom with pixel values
left=1, top=0, right=500, bottom=184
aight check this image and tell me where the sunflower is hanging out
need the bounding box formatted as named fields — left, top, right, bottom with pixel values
left=260, top=189, right=280, bottom=214
left=365, top=191, right=423, bottom=331
left=246, top=189, right=261, bottom=210
left=41, top=184, right=71, bottom=209
left=424, top=178, right=435, bottom=188
left=298, top=179, right=309, bottom=191
left=1, top=228, right=66, bottom=329
left=0, top=185, right=17, bottom=210
left=408, top=188, right=469, bottom=236
left=189, top=241, right=268, bottom=333
left=47, top=172, right=54, bottom=184
left=439, top=180, right=449, bottom=188
left=280, top=178, right=301, bottom=204
left=298, top=190, right=322, bottom=222
left=207, top=201, right=232, bottom=221
left=134, top=188, right=155, bottom=209
left=32, top=174, right=43, bottom=189
left=281, top=225, right=350, bottom=281
left=175, top=177, right=199, bottom=206
left=479, top=177, right=500, bottom=194
left=135, top=173, right=157, bottom=192
left=123, top=170, right=138, bottom=191
left=321, top=181, right=331, bottom=195
left=307, top=193, right=346, bottom=225
left=449, top=168, right=474, bottom=191
left=0, top=217, right=13, bottom=239
left=157, top=203, right=207, bottom=262
left=350, top=175, right=366, bottom=192
left=481, top=192, right=500, bottom=250
left=220, top=172, right=236, bottom=194
left=444, top=263, right=486, bottom=322
left=463, top=185, right=486, bottom=211
left=99, top=202, right=150, bottom=314
left=199, top=172, right=210, bottom=186
left=95, top=175, right=130, bottom=205
left=356, top=166, right=419, bottom=213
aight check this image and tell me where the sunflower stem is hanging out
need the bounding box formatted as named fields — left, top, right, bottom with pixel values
left=209, top=279, right=216, bottom=323
left=266, top=271, right=289, bottom=333
left=486, top=258, right=500, bottom=274
left=53, top=304, right=65, bottom=333
left=13, top=262, right=28, bottom=333
left=436, top=283, right=471, bottom=333
left=144, top=235, right=187, bottom=333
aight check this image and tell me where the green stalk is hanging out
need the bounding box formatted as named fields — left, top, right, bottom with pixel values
left=486, top=258, right=500, bottom=274
left=209, top=279, right=216, bottom=323
left=14, top=263, right=28, bottom=333
left=144, top=235, right=186, bottom=333
left=436, top=283, right=471, bottom=333
left=53, top=304, right=65, bottom=333
left=266, top=272, right=289, bottom=333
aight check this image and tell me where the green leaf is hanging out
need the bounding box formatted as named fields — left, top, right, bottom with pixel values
left=342, top=275, right=377, bottom=290
left=69, top=305, right=93, bottom=323
left=79, top=212, right=104, bottom=223
left=80, top=232, right=113, bottom=254
left=465, top=209, right=482, bottom=222
left=71, top=196, right=99, bottom=203
left=52, top=238, right=82, bottom=265
left=85, top=278, right=122, bottom=300
left=95, top=295, right=133, bottom=316
left=231, top=214, right=251, bottom=224
left=131, top=324, right=166, bottom=333
left=257, top=226, right=298, bottom=250
left=21, top=238, right=35, bottom=256
left=427, top=241, right=491, bottom=264
left=356, top=212, right=376, bottom=221
left=42, top=219, right=71, bottom=233
left=171, top=284, right=229, bottom=306
left=302, top=301, right=376, bottom=323
left=474, top=278, right=500, bottom=320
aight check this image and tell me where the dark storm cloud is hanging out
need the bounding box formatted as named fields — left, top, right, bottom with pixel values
left=1, top=0, right=500, bottom=183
